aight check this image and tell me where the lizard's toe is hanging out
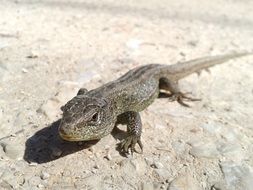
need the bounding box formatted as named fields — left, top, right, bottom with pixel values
left=170, top=92, right=201, bottom=107
left=119, top=135, right=143, bottom=155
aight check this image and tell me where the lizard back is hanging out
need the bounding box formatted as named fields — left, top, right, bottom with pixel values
left=87, top=51, right=251, bottom=114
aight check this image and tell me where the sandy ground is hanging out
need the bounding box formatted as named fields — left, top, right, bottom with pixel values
left=0, top=0, right=253, bottom=189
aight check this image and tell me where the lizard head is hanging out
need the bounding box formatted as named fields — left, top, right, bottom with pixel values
left=58, top=95, right=114, bottom=141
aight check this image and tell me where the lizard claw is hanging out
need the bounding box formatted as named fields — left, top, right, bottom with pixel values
left=170, top=92, right=201, bottom=107
left=119, top=135, right=143, bottom=155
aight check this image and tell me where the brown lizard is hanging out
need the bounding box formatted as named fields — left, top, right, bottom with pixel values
left=58, top=52, right=251, bottom=154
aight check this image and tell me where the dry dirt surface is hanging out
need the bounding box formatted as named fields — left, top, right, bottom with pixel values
left=0, top=0, right=253, bottom=189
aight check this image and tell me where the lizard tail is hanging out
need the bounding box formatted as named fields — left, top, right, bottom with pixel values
left=159, top=51, right=252, bottom=80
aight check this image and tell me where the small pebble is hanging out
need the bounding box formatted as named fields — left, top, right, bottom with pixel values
left=91, top=169, right=97, bottom=174
left=3, top=142, right=24, bottom=160
left=22, top=68, right=28, bottom=73
left=37, top=184, right=44, bottom=189
left=153, top=169, right=171, bottom=180
left=0, top=146, right=6, bottom=159
left=40, top=171, right=50, bottom=180
left=83, top=170, right=90, bottom=174
left=104, top=153, right=112, bottom=161
left=88, top=147, right=94, bottom=153
left=62, top=169, right=71, bottom=177
left=126, top=39, right=141, bottom=50
left=153, top=162, right=164, bottom=169
left=144, top=157, right=153, bottom=166
left=27, top=51, right=39, bottom=58
left=29, top=162, right=38, bottom=166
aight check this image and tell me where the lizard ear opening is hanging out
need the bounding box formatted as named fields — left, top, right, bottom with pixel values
left=60, top=105, right=65, bottom=111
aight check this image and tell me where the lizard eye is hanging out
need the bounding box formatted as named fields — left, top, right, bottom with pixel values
left=91, top=112, right=99, bottom=122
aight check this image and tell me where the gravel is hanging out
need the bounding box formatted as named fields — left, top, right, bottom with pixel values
left=1, top=141, right=24, bottom=160
left=168, top=173, right=200, bottom=190
left=220, top=161, right=253, bottom=190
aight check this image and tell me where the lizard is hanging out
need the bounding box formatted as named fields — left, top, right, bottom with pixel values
left=58, top=52, right=251, bottom=154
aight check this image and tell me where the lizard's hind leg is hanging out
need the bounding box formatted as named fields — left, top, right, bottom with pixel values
left=158, top=77, right=201, bottom=107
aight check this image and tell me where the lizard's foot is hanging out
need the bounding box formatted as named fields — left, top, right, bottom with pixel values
left=170, top=92, right=201, bottom=107
left=119, top=135, right=143, bottom=155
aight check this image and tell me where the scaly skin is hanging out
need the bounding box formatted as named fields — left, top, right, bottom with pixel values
left=59, top=52, right=251, bottom=154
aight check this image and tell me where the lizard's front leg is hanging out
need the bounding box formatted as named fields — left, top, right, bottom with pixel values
left=159, top=77, right=201, bottom=107
left=117, top=111, right=143, bottom=155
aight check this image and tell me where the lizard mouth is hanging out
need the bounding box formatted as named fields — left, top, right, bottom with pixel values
left=58, top=126, right=91, bottom=141
left=59, top=132, right=74, bottom=141
left=58, top=127, right=78, bottom=141
left=59, top=132, right=86, bottom=141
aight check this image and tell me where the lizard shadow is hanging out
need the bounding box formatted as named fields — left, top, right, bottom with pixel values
left=23, top=119, right=99, bottom=164
left=111, top=126, right=130, bottom=157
